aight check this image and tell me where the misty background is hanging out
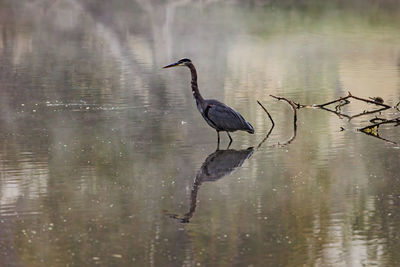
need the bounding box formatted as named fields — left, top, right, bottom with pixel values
left=0, top=0, right=400, bottom=266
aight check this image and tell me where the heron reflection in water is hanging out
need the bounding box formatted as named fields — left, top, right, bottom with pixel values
left=163, top=58, right=254, bottom=146
left=168, top=147, right=253, bottom=223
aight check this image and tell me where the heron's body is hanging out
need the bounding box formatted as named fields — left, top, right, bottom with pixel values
left=197, top=99, right=254, bottom=133
left=163, top=58, right=254, bottom=145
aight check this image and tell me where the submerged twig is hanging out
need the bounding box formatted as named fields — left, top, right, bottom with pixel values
left=317, top=92, right=391, bottom=109
left=257, top=100, right=275, bottom=128
left=256, top=92, right=398, bottom=148
left=349, top=107, right=389, bottom=120
left=315, top=92, right=391, bottom=120
left=292, top=101, right=309, bottom=109
left=395, top=101, right=400, bottom=111
left=369, top=117, right=387, bottom=124
left=317, top=93, right=351, bottom=108
left=269, top=95, right=298, bottom=146
left=335, top=99, right=350, bottom=112
left=270, top=95, right=297, bottom=124
left=276, top=124, right=297, bottom=146
left=349, top=92, right=391, bottom=108
left=256, top=101, right=275, bottom=149
left=362, top=132, right=397, bottom=145
left=319, top=106, right=350, bottom=119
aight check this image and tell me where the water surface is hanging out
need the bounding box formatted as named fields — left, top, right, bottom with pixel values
left=1, top=1, right=400, bottom=266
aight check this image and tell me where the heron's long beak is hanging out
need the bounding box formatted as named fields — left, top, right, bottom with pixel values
left=163, top=62, right=180, bottom=69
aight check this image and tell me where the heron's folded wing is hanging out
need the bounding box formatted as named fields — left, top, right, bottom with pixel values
left=206, top=103, right=248, bottom=131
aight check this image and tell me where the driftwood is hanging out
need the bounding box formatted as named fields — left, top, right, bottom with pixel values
left=165, top=94, right=399, bottom=224
left=317, top=92, right=391, bottom=108
left=269, top=95, right=300, bottom=146
left=270, top=95, right=297, bottom=124
left=395, top=101, right=400, bottom=111
left=269, top=95, right=298, bottom=146
left=256, top=95, right=298, bottom=148
left=313, top=92, right=398, bottom=145
left=259, top=92, right=399, bottom=147
left=256, top=101, right=275, bottom=149
left=335, top=99, right=350, bottom=112
left=257, top=100, right=275, bottom=128
left=315, top=92, right=392, bottom=120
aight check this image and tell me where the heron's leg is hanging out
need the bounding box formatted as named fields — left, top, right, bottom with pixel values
left=217, top=131, right=220, bottom=150
left=227, top=132, right=233, bottom=147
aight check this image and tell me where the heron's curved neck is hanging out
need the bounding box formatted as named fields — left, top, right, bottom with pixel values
left=188, top=63, right=204, bottom=103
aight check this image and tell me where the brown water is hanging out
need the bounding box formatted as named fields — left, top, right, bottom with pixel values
left=1, top=1, right=400, bottom=266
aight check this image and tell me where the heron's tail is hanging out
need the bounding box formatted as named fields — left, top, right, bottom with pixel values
left=246, top=122, right=254, bottom=134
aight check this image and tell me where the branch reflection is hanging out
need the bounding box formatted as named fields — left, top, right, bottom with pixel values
left=169, top=147, right=253, bottom=223
left=358, top=117, right=399, bottom=145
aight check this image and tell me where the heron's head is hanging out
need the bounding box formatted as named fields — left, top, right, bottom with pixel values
left=163, top=58, right=192, bottom=69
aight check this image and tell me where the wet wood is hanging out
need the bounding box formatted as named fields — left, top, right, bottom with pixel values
left=349, top=93, right=392, bottom=108
left=256, top=93, right=398, bottom=147
left=269, top=95, right=298, bottom=146
left=269, top=95, right=297, bottom=124
left=294, top=91, right=392, bottom=120
left=256, top=101, right=275, bottom=149
left=317, top=92, right=391, bottom=110
left=335, top=99, right=350, bottom=112
left=257, top=101, right=275, bottom=128
left=317, top=93, right=352, bottom=108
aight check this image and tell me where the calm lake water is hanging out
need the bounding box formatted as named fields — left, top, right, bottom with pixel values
left=1, top=1, right=400, bottom=266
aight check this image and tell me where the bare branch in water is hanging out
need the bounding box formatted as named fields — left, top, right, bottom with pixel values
left=257, top=101, right=275, bottom=128
left=348, top=107, right=389, bottom=121
left=319, top=106, right=351, bottom=119
left=275, top=124, right=297, bottom=146
left=349, top=92, right=392, bottom=108
left=270, top=95, right=297, bottom=124
left=257, top=93, right=398, bottom=147
left=360, top=132, right=398, bottom=145
left=317, top=93, right=352, bottom=108
left=269, top=95, right=298, bottom=146
left=312, top=92, right=391, bottom=120
left=256, top=101, right=275, bottom=149
left=335, top=99, right=350, bottom=112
